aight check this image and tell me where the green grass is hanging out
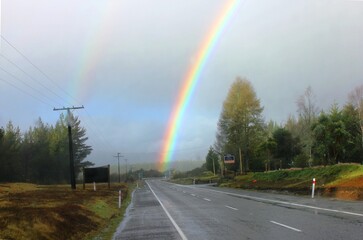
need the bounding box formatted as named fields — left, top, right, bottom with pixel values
left=221, top=164, right=363, bottom=192
left=168, top=164, right=363, bottom=199
left=88, top=199, right=114, bottom=219
left=170, top=171, right=219, bottom=185
left=87, top=182, right=136, bottom=240
left=250, top=164, right=363, bottom=183
left=326, top=165, right=363, bottom=185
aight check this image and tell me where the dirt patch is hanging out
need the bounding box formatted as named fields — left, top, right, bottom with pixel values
left=332, top=176, right=363, bottom=188
left=0, top=183, right=128, bottom=240
left=323, top=176, right=363, bottom=200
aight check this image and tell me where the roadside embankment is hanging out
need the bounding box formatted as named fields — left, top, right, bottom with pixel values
left=221, top=164, right=363, bottom=200
left=171, top=164, right=363, bottom=201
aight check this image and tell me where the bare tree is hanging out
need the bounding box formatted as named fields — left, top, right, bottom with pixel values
left=296, top=86, right=319, bottom=165
left=349, top=85, right=363, bottom=150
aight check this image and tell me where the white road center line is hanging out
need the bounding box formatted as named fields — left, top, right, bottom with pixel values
left=203, top=198, right=211, bottom=202
left=270, top=221, right=302, bottom=232
left=146, top=181, right=188, bottom=240
left=225, top=205, right=238, bottom=211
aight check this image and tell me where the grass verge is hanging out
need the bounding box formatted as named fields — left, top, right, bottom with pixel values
left=0, top=182, right=134, bottom=240
left=170, top=171, right=219, bottom=185
left=88, top=183, right=135, bottom=240
left=221, top=164, right=363, bottom=200
left=171, top=164, right=363, bottom=200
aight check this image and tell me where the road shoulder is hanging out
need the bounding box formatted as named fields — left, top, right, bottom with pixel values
left=113, top=182, right=181, bottom=240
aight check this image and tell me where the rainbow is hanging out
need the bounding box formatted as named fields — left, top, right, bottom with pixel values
left=68, top=2, right=113, bottom=103
left=159, top=0, right=241, bottom=171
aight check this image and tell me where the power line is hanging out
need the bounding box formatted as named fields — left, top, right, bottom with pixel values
left=83, top=109, right=114, bottom=151
left=0, top=35, right=82, bottom=105
left=0, top=35, right=116, bottom=155
left=0, top=35, right=111, bottom=132
left=78, top=116, right=113, bottom=152
left=0, top=65, right=63, bottom=106
left=0, top=77, right=52, bottom=107
left=0, top=53, right=72, bottom=106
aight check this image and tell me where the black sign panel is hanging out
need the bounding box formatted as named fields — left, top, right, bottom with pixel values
left=224, top=154, right=235, bottom=164
left=84, top=166, right=109, bottom=183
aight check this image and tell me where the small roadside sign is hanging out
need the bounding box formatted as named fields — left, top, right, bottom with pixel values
left=224, top=154, right=235, bottom=164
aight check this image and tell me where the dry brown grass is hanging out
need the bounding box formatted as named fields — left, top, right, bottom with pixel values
left=0, top=183, right=128, bottom=240
left=324, top=176, right=363, bottom=200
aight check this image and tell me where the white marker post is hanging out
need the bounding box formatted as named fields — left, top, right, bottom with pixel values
left=119, top=190, right=122, bottom=209
left=93, top=182, right=96, bottom=191
left=312, top=178, right=316, bottom=198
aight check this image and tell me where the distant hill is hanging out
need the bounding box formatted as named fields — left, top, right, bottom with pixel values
left=110, top=160, right=205, bottom=174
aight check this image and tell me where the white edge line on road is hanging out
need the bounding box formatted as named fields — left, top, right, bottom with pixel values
left=225, top=205, right=238, bottom=211
left=270, top=221, right=302, bottom=232
left=197, top=187, right=363, bottom=217
left=203, top=198, right=211, bottom=202
left=163, top=180, right=363, bottom=217
left=146, top=181, right=188, bottom=240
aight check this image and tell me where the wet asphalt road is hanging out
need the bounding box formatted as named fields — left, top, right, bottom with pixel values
left=114, top=180, right=363, bottom=240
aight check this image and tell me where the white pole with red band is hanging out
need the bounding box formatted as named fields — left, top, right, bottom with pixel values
left=312, top=178, right=316, bottom=198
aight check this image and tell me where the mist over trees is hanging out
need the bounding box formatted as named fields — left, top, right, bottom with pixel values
left=211, top=78, right=363, bottom=173
left=0, top=113, right=93, bottom=184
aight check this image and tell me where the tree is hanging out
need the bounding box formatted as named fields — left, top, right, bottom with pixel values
left=285, top=115, right=300, bottom=139
left=31, top=118, right=53, bottom=183
left=0, top=122, right=22, bottom=182
left=51, top=114, right=94, bottom=179
left=272, top=128, right=301, bottom=169
left=312, top=104, right=351, bottom=165
left=68, top=113, right=93, bottom=174
left=266, top=120, right=279, bottom=137
left=348, top=85, right=363, bottom=157
left=215, top=77, right=264, bottom=173
left=0, top=127, right=5, bottom=180
left=49, top=117, right=69, bottom=183
left=342, top=103, right=363, bottom=163
left=296, top=86, right=319, bottom=166
left=205, top=146, right=219, bottom=175
left=21, top=127, right=35, bottom=182
left=0, top=114, right=93, bottom=184
left=0, top=127, right=4, bottom=168
left=258, top=137, right=276, bottom=171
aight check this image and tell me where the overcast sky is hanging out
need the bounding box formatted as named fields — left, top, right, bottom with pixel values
left=1, top=0, right=362, bottom=167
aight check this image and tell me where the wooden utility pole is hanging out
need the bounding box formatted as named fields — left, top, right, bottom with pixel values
left=53, top=106, right=84, bottom=189
left=113, top=153, right=123, bottom=183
